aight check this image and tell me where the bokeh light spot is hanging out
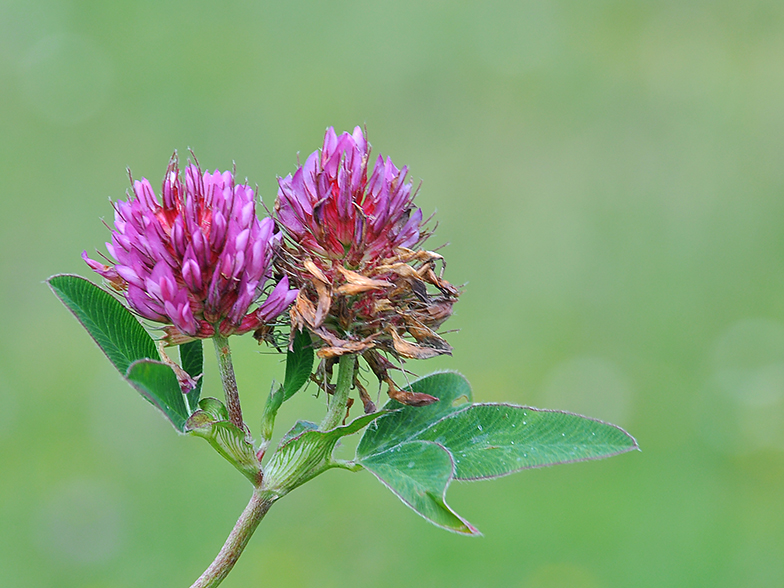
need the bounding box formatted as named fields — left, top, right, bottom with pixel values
left=697, top=318, right=784, bottom=453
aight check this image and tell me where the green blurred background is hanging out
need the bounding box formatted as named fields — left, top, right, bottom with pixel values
left=2, top=0, right=783, bottom=586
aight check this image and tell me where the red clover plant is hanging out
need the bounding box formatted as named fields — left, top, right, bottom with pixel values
left=49, top=128, right=638, bottom=587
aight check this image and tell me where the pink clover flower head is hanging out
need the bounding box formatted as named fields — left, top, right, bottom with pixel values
left=83, top=153, right=298, bottom=344
left=275, top=126, right=424, bottom=267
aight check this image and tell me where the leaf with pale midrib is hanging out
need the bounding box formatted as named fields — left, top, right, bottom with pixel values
left=48, top=274, right=157, bottom=373
left=415, top=403, right=639, bottom=480
left=356, top=371, right=638, bottom=533
left=359, top=440, right=478, bottom=535
left=49, top=274, right=193, bottom=431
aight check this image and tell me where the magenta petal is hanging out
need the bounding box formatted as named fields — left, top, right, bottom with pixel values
left=351, top=126, right=366, bottom=153
left=256, top=276, right=299, bottom=323
left=115, top=265, right=144, bottom=288
left=182, top=255, right=203, bottom=293
left=82, top=251, right=118, bottom=280
left=135, top=178, right=160, bottom=210
left=210, top=210, right=228, bottom=250
left=234, top=228, right=250, bottom=254
left=126, top=285, right=166, bottom=322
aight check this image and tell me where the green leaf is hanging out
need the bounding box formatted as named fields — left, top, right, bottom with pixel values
left=186, top=397, right=261, bottom=485
left=48, top=274, right=158, bottom=373
left=263, top=412, right=382, bottom=495
left=179, top=339, right=203, bottom=412
left=415, top=403, right=639, bottom=480
left=356, top=371, right=638, bottom=533
left=126, top=360, right=191, bottom=432
left=359, top=440, right=478, bottom=535
left=358, top=371, right=473, bottom=456
left=283, top=329, right=314, bottom=401
left=49, top=274, right=198, bottom=433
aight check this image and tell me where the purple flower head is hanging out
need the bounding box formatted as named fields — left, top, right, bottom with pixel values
left=84, top=153, right=298, bottom=344
left=275, top=126, right=424, bottom=267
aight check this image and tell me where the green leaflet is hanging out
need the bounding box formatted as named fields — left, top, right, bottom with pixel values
left=258, top=383, right=285, bottom=457
left=359, top=440, right=478, bottom=535
left=356, top=371, right=638, bottom=533
left=48, top=274, right=158, bottom=373
left=358, top=371, right=473, bottom=456
left=283, top=329, right=314, bottom=401
left=48, top=274, right=193, bottom=432
left=126, top=360, right=191, bottom=432
left=415, top=403, right=638, bottom=480
left=259, top=330, right=315, bottom=455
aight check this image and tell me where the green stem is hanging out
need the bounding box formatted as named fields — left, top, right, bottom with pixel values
left=320, top=354, right=355, bottom=431
left=212, top=334, right=244, bottom=430
left=189, top=488, right=277, bottom=588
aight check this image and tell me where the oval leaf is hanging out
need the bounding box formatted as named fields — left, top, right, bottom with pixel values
left=360, top=440, right=479, bottom=535
left=126, top=359, right=190, bottom=432
left=48, top=274, right=158, bottom=373
left=358, top=371, right=472, bottom=456
left=50, top=274, right=195, bottom=432
left=415, top=403, right=639, bottom=480
left=356, top=371, right=638, bottom=533
left=283, top=329, right=314, bottom=401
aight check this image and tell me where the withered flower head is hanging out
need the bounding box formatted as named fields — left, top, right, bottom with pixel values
left=274, top=127, right=459, bottom=407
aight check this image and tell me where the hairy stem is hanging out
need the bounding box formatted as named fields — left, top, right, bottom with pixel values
left=212, top=334, right=244, bottom=430
left=320, top=354, right=355, bottom=431
left=189, top=488, right=277, bottom=588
